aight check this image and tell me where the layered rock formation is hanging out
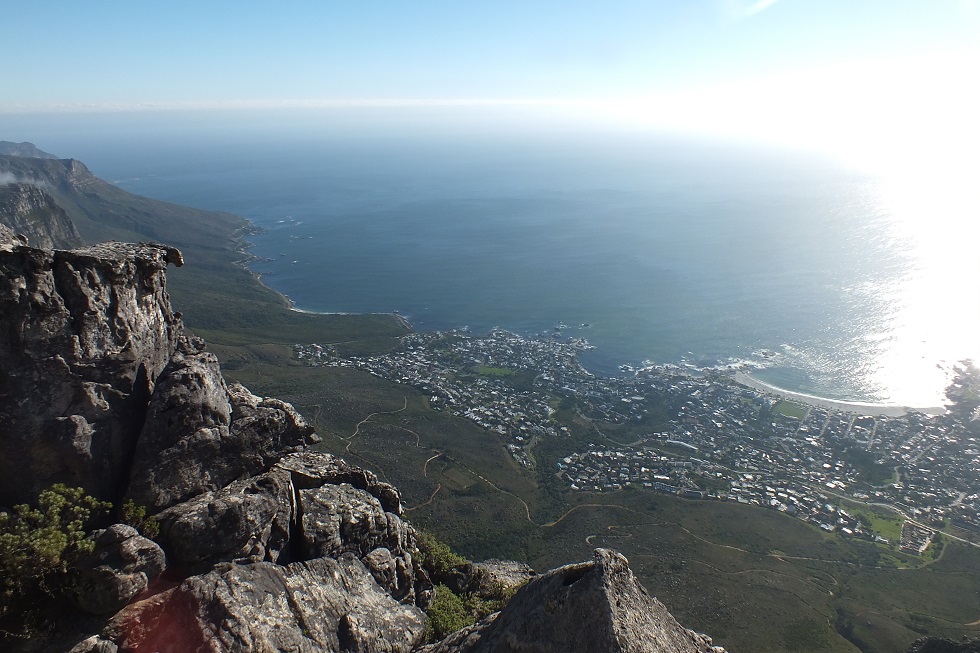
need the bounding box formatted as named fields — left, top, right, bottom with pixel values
left=0, top=182, right=83, bottom=249
left=0, top=229, right=722, bottom=652
left=0, top=239, right=183, bottom=505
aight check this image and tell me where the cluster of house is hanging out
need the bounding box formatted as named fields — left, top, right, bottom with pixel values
left=295, top=328, right=980, bottom=554
left=296, top=329, right=588, bottom=467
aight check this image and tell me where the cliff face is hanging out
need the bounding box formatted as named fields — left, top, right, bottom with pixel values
left=0, top=239, right=182, bottom=505
left=0, top=182, right=83, bottom=249
left=0, top=231, right=724, bottom=653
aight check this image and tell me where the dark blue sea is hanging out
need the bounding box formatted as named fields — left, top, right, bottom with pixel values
left=16, top=110, right=977, bottom=407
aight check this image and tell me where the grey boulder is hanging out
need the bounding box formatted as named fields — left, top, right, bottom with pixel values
left=421, top=548, right=726, bottom=653
left=65, top=524, right=166, bottom=615
left=101, top=555, right=426, bottom=653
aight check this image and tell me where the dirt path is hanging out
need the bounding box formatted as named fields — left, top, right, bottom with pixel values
left=342, top=397, right=408, bottom=453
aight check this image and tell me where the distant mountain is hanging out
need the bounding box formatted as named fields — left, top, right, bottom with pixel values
left=0, top=140, right=58, bottom=159
left=0, top=154, right=247, bottom=249
left=0, top=151, right=263, bottom=331
left=0, top=149, right=408, bottom=346
left=0, top=182, right=83, bottom=249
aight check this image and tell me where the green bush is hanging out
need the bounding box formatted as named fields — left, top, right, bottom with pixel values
left=120, top=499, right=160, bottom=539
left=0, top=485, right=110, bottom=619
left=425, top=584, right=471, bottom=642
left=416, top=529, right=467, bottom=578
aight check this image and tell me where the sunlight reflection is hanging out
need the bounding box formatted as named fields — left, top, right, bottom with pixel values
left=868, top=169, right=980, bottom=405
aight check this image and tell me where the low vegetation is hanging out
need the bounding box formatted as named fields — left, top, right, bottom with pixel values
left=120, top=499, right=160, bottom=540
left=425, top=584, right=472, bottom=642
left=416, top=530, right=519, bottom=643
left=0, top=485, right=110, bottom=633
left=416, top=529, right=467, bottom=577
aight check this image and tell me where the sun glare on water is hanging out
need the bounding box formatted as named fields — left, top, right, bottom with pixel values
left=587, top=49, right=980, bottom=406
left=864, top=165, right=980, bottom=407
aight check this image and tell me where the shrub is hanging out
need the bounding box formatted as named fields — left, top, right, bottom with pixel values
left=120, top=499, right=160, bottom=539
left=425, top=584, right=471, bottom=642
left=0, top=485, right=110, bottom=620
left=415, top=529, right=467, bottom=578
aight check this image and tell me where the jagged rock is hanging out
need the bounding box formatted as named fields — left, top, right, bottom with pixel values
left=277, top=450, right=402, bottom=514
left=0, top=182, right=83, bottom=249
left=298, top=484, right=410, bottom=559
left=125, top=340, right=313, bottom=511
left=472, top=559, right=535, bottom=592
left=101, top=555, right=426, bottom=653
left=299, top=483, right=418, bottom=603
left=904, top=639, right=980, bottom=653
left=68, top=635, right=119, bottom=653
left=154, top=468, right=294, bottom=572
left=422, top=549, right=726, bottom=653
left=0, top=241, right=182, bottom=505
left=0, top=221, right=23, bottom=246
left=362, top=547, right=417, bottom=604
left=439, top=559, right=535, bottom=598
left=65, top=524, right=167, bottom=615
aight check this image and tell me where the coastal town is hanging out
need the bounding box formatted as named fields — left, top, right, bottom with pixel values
left=296, top=328, right=980, bottom=555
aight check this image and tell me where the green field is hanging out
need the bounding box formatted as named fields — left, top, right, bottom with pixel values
left=478, top=366, right=517, bottom=377
left=774, top=400, right=809, bottom=419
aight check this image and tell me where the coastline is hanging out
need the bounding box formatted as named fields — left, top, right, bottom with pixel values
left=287, top=305, right=414, bottom=331
left=733, top=371, right=945, bottom=417
left=233, top=220, right=944, bottom=417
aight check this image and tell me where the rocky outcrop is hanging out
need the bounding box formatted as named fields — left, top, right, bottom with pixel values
left=154, top=468, right=295, bottom=572
left=66, top=524, right=166, bottom=615
left=1, top=236, right=722, bottom=653
left=0, top=239, right=183, bottom=505
left=124, top=340, right=314, bottom=512
left=436, top=559, right=535, bottom=598
left=420, top=549, right=725, bottom=653
left=95, top=556, right=426, bottom=653
left=279, top=450, right=402, bottom=514
left=903, top=639, right=980, bottom=653
left=298, top=483, right=418, bottom=603
left=0, top=182, right=83, bottom=249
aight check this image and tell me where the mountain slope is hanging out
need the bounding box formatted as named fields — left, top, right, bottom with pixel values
left=0, top=141, right=58, bottom=159
left=0, top=182, right=83, bottom=249
left=0, top=152, right=408, bottom=347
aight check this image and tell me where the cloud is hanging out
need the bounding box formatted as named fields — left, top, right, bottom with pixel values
left=0, top=172, right=46, bottom=188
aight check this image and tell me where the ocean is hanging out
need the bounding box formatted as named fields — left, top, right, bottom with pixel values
left=17, top=111, right=978, bottom=408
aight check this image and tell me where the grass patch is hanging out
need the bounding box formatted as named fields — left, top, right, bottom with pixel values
left=774, top=400, right=808, bottom=419
left=478, top=366, right=517, bottom=377
left=842, top=501, right=904, bottom=544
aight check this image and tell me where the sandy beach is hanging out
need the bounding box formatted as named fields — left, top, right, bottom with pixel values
left=733, top=372, right=945, bottom=417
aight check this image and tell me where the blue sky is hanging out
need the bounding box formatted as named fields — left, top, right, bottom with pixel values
left=2, top=0, right=979, bottom=166
left=2, top=0, right=976, bottom=107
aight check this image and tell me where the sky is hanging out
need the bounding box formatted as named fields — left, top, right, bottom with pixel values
left=2, top=0, right=980, bottom=168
